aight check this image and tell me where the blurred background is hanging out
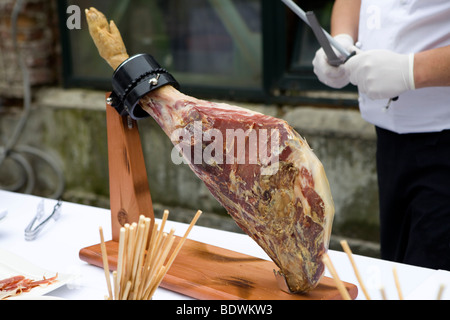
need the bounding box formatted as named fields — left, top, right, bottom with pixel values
left=0, top=0, right=379, bottom=256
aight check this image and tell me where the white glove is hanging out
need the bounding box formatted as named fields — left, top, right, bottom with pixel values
left=312, top=34, right=355, bottom=89
left=345, top=50, right=415, bottom=100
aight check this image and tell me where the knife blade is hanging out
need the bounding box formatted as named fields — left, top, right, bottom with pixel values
left=280, top=0, right=351, bottom=59
left=306, top=11, right=344, bottom=66
left=0, top=209, right=7, bottom=221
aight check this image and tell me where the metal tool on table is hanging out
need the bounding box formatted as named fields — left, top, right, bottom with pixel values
left=24, top=199, right=62, bottom=241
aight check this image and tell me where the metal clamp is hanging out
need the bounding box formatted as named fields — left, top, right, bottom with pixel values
left=107, top=53, right=179, bottom=120
left=24, top=200, right=62, bottom=241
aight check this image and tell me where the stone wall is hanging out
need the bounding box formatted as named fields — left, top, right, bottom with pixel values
left=0, top=87, right=381, bottom=257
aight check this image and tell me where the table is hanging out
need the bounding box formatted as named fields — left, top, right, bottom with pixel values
left=0, top=190, right=448, bottom=300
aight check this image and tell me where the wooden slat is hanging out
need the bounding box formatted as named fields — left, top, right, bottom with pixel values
left=106, top=97, right=154, bottom=241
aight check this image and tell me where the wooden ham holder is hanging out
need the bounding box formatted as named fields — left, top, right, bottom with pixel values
left=78, top=96, right=358, bottom=300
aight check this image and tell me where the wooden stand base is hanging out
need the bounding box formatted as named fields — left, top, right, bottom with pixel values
left=79, top=238, right=358, bottom=300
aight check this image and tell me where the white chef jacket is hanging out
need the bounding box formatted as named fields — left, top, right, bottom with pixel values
left=357, top=0, right=450, bottom=134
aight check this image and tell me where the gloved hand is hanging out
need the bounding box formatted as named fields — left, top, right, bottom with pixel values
left=312, top=34, right=355, bottom=89
left=345, top=50, right=415, bottom=99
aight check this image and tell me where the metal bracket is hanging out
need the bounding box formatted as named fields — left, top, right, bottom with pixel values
left=24, top=200, right=62, bottom=241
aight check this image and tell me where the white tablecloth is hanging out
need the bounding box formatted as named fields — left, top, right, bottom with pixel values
left=0, top=190, right=448, bottom=300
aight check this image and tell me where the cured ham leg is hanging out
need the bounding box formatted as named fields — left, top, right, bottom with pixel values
left=85, top=7, right=335, bottom=293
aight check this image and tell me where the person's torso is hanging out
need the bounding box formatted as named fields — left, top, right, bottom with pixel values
left=357, top=0, right=450, bottom=133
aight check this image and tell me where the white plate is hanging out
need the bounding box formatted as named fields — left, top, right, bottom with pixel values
left=0, top=247, right=73, bottom=300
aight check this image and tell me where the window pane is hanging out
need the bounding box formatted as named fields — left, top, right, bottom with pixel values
left=66, top=0, right=262, bottom=89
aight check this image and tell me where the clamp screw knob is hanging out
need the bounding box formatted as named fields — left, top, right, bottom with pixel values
left=149, top=78, right=159, bottom=86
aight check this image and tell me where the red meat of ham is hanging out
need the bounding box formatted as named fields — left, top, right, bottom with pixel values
left=138, top=88, right=335, bottom=292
